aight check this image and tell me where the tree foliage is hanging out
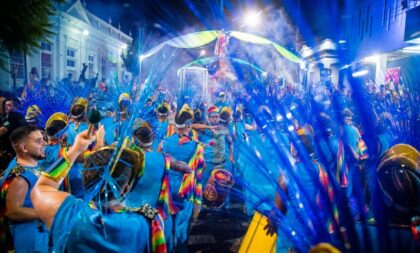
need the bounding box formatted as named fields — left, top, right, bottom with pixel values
left=121, top=37, right=140, bottom=76
left=0, top=0, right=64, bottom=70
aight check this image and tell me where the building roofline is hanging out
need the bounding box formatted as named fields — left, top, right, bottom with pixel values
left=61, top=0, right=132, bottom=42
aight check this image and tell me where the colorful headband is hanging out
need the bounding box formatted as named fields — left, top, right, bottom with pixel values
left=207, top=106, right=219, bottom=115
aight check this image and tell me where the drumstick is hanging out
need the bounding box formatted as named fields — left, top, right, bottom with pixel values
left=86, top=109, right=101, bottom=138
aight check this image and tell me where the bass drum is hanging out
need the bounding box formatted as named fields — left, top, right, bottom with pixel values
left=203, top=169, right=234, bottom=209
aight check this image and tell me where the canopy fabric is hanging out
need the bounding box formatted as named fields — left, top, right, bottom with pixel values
left=183, top=56, right=265, bottom=73
left=231, top=31, right=303, bottom=64
left=142, top=31, right=219, bottom=59
left=142, top=30, right=303, bottom=64
left=184, top=57, right=218, bottom=67
left=166, top=30, right=219, bottom=48
left=272, top=44, right=302, bottom=63
left=230, top=31, right=272, bottom=45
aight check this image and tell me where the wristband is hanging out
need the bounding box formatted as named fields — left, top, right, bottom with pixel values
left=41, top=152, right=72, bottom=182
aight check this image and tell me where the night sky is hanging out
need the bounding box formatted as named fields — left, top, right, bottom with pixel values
left=85, top=0, right=352, bottom=46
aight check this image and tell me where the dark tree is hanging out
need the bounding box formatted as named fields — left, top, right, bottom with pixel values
left=121, top=37, right=140, bottom=76
left=0, top=0, right=65, bottom=70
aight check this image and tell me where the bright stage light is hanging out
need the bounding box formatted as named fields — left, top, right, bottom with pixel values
left=242, top=10, right=262, bottom=28
left=83, top=29, right=89, bottom=36
left=200, top=50, right=206, bottom=56
left=352, top=69, right=369, bottom=77
left=139, top=55, right=145, bottom=61
left=338, top=40, right=347, bottom=44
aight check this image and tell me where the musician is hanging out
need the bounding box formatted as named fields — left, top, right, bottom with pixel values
left=31, top=130, right=158, bottom=252
left=265, top=129, right=337, bottom=252
left=100, top=93, right=131, bottom=145
left=355, top=145, right=420, bottom=252
left=1, top=125, right=48, bottom=252
left=161, top=104, right=204, bottom=253
left=199, top=106, right=233, bottom=188
left=340, top=108, right=369, bottom=218
left=151, top=102, right=175, bottom=150
left=127, top=120, right=191, bottom=251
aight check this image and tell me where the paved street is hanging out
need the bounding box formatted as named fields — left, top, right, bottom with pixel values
left=188, top=189, right=251, bottom=253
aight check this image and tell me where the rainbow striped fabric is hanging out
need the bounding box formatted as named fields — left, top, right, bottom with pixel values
left=336, top=141, right=349, bottom=187
left=317, top=162, right=339, bottom=233
left=357, top=138, right=369, bottom=161
left=166, top=125, right=176, bottom=137
left=157, top=155, right=178, bottom=218
left=151, top=214, right=167, bottom=253
left=178, top=144, right=204, bottom=205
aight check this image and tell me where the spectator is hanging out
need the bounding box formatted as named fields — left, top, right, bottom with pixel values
left=0, top=98, right=25, bottom=172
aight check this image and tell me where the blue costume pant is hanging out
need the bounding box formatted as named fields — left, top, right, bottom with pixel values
left=172, top=201, right=194, bottom=253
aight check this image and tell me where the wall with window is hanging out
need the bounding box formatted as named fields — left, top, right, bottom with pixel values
left=8, top=51, right=25, bottom=88
left=40, top=41, right=53, bottom=80
left=0, top=0, right=131, bottom=92
left=348, top=0, right=420, bottom=58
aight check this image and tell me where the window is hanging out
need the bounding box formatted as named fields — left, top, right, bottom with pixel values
left=41, top=41, right=52, bottom=51
left=41, top=53, right=52, bottom=79
left=67, top=60, right=75, bottom=67
left=67, top=49, right=76, bottom=57
left=9, top=51, right=25, bottom=79
left=88, top=54, right=95, bottom=78
left=101, top=57, right=107, bottom=78
left=66, top=48, right=77, bottom=71
left=41, top=42, right=53, bottom=79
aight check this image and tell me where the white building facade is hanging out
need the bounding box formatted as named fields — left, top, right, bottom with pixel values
left=0, top=0, right=132, bottom=92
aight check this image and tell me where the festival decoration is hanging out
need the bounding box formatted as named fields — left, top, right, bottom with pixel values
left=141, top=30, right=303, bottom=64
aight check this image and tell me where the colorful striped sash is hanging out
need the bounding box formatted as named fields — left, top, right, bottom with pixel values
left=317, top=161, right=339, bottom=233
left=178, top=144, right=204, bottom=205
left=157, top=155, right=178, bottom=217
left=336, top=140, right=349, bottom=187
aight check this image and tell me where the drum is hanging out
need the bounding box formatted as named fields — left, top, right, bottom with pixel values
left=203, top=169, right=234, bottom=208
left=380, top=144, right=419, bottom=165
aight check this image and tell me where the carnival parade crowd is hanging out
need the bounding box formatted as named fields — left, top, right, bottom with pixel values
left=0, top=65, right=420, bottom=253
